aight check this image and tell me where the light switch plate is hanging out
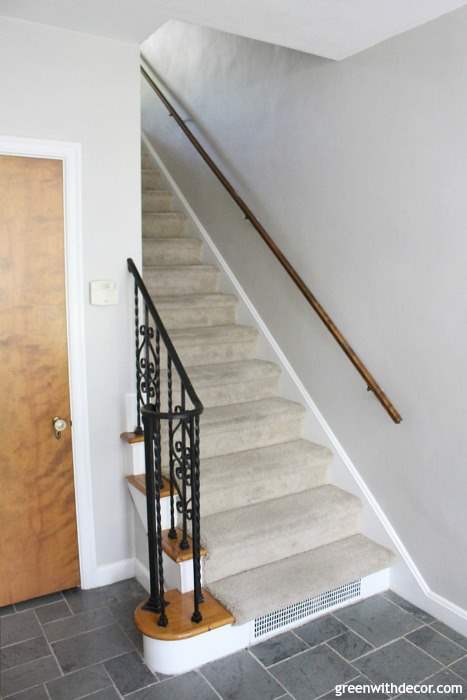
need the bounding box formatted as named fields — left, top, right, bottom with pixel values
left=90, top=280, right=118, bottom=306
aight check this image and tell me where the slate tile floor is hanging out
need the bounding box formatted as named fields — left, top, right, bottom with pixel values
left=1, top=582, right=466, bottom=699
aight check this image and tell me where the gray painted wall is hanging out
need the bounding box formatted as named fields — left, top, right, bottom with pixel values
left=0, top=17, right=141, bottom=574
left=142, top=10, right=467, bottom=609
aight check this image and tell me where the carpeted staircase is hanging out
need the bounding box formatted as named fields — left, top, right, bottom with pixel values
left=140, top=142, right=393, bottom=627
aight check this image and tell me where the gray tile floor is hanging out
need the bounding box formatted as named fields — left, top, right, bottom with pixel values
left=1, top=583, right=466, bottom=699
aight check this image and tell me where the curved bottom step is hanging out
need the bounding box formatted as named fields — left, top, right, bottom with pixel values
left=207, top=534, right=394, bottom=625
left=138, top=535, right=393, bottom=675
left=135, top=589, right=234, bottom=641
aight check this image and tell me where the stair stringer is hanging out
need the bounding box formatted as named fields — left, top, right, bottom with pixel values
left=120, top=135, right=396, bottom=673
left=140, top=132, right=467, bottom=639
left=138, top=567, right=390, bottom=676
left=127, top=483, right=391, bottom=675
left=128, top=484, right=197, bottom=594
left=138, top=132, right=396, bottom=560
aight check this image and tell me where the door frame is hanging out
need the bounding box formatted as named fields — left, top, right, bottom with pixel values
left=0, top=134, right=97, bottom=589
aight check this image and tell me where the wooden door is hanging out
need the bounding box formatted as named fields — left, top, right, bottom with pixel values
left=0, top=155, right=80, bottom=605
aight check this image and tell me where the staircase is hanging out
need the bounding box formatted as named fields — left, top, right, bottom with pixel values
left=121, top=141, right=394, bottom=674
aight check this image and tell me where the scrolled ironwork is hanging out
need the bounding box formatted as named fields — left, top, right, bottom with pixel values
left=128, top=258, right=204, bottom=628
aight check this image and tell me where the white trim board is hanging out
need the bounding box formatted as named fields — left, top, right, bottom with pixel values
left=95, top=558, right=136, bottom=587
left=0, top=135, right=99, bottom=589
left=141, top=131, right=467, bottom=637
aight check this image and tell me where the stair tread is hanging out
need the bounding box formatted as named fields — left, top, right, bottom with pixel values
left=202, top=484, right=359, bottom=548
left=142, top=212, right=188, bottom=236
left=161, top=529, right=207, bottom=563
left=201, top=484, right=360, bottom=583
left=201, top=396, right=304, bottom=429
left=163, top=396, right=303, bottom=457
left=132, top=439, right=331, bottom=514
left=131, top=440, right=330, bottom=489
left=208, top=534, right=394, bottom=624
left=202, top=438, right=331, bottom=471
left=142, top=186, right=163, bottom=193
left=144, top=263, right=217, bottom=271
left=143, top=212, right=186, bottom=220
left=135, top=589, right=234, bottom=641
left=143, top=235, right=190, bottom=243
left=200, top=439, right=331, bottom=514
left=137, top=144, right=394, bottom=637
left=154, top=293, right=237, bottom=309
left=144, top=237, right=203, bottom=265
left=144, top=236, right=200, bottom=246
left=168, top=324, right=258, bottom=347
left=142, top=192, right=173, bottom=203
left=126, top=473, right=170, bottom=496
left=144, top=264, right=220, bottom=293
left=157, top=360, right=280, bottom=407
left=179, top=359, right=280, bottom=388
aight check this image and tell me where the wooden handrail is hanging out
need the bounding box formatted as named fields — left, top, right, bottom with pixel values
left=141, top=62, right=402, bottom=424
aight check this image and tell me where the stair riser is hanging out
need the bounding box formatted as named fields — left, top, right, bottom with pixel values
left=143, top=191, right=177, bottom=212
left=143, top=215, right=188, bottom=237
left=201, top=462, right=327, bottom=517
left=198, top=378, right=279, bottom=408
left=204, top=506, right=361, bottom=583
left=142, top=171, right=164, bottom=189
left=143, top=240, right=203, bottom=266
left=138, top=567, right=391, bottom=675
left=158, top=305, right=237, bottom=330
left=145, top=269, right=219, bottom=295
left=197, top=412, right=304, bottom=459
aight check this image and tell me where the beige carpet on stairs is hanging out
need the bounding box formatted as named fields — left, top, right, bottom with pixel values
left=140, top=141, right=393, bottom=625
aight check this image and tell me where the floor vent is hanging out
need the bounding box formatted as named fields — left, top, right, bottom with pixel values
left=254, top=580, right=361, bottom=638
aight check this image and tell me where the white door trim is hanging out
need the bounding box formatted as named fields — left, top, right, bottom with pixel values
left=0, top=134, right=97, bottom=589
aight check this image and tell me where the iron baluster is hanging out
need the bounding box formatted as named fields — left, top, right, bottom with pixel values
left=142, top=407, right=162, bottom=613
left=194, top=414, right=203, bottom=604
left=190, top=415, right=203, bottom=622
left=154, top=329, right=163, bottom=489
left=167, top=357, right=177, bottom=539
left=127, top=258, right=204, bottom=630
left=153, top=413, right=168, bottom=627
left=180, top=387, right=189, bottom=550
left=143, top=303, right=150, bottom=407
left=134, top=281, right=143, bottom=434
left=154, top=329, right=161, bottom=413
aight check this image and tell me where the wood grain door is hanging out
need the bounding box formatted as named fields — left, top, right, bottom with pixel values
left=0, top=155, right=80, bottom=606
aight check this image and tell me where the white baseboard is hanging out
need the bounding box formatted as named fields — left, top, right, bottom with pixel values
left=391, top=558, right=467, bottom=636
left=142, top=131, right=467, bottom=638
left=87, top=557, right=136, bottom=589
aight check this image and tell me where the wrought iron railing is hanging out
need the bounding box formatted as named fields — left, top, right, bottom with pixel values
left=128, top=258, right=204, bottom=626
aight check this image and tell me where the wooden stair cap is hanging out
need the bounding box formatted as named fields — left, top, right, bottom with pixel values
left=125, top=478, right=208, bottom=561
left=162, top=528, right=207, bottom=563
left=135, top=589, right=234, bottom=641
left=126, top=474, right=170, bottom=499
left=121, top=431, right=144, bottom=445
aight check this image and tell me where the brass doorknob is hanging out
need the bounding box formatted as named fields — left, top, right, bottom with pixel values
left=52, top=416, right=68, bottom=439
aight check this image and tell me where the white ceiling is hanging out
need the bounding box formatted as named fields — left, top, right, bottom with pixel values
left=1, top=0, right=466, bottom=59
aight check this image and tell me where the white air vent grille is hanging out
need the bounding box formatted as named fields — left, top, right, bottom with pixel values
left=254, top=580, right=361, bottom=638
